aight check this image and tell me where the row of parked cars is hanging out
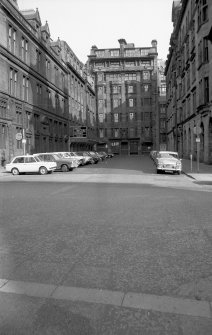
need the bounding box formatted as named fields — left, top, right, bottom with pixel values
left=5, top=151, right=114, bottom=175
left=150, top=150, right=182, bottom=175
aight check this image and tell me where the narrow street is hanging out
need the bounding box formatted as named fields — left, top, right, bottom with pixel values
left=0, top=155, right=212, bottom=334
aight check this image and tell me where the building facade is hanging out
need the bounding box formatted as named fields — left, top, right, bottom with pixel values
left=157, top=59, right=167, bottom=151
left=165, top=0, right=212, bottom=163
left=60, top=41, right=97, bottom=151
left=87, top=39, right=159, bottom=155
left=0, top=0, right=98, bottom=166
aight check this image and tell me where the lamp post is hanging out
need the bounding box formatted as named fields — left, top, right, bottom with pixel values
left=193, top=126, right=202, bottom=173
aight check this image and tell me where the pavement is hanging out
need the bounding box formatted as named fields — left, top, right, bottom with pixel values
left=181, top=158, right=212, bottom=183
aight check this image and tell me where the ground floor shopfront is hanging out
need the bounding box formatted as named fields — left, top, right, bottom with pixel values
left=97, top=138, right=153, bottom=155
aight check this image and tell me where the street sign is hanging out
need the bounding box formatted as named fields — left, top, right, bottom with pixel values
left=193, top=126, right=202, bottom=136
left=22, top=138, right=27, bottom=144
left=16, top=133, right=22, bottom=141
left=196, top=137, right=200, bottom=143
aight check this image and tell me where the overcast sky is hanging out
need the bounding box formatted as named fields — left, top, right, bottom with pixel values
left=17, top=0, right=174, bottom=63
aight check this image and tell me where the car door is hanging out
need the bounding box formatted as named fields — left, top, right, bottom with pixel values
left=24, top=156, right=39, bottom=172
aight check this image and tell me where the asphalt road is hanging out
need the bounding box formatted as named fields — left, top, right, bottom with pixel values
left=0, top=155, right=212, bottom=334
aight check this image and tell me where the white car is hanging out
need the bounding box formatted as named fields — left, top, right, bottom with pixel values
left=5, top=155, right=57, bottom=175
left=155, top=152, right=182, bottom=175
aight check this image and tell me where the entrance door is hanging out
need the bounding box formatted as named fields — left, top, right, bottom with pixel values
left=121, top=142, right=128, bottom=155
left=130, top=141, right=138, bottom=155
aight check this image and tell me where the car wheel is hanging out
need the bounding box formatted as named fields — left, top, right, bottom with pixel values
left=39, top=166, right=47, bottom=175
left=12, top=168, right=19, bottom=175
left=156, top=169, right=161, bottom=174
left=61, top=164, right=69, bottom=172
left=177, top=171, right=181, bottom=175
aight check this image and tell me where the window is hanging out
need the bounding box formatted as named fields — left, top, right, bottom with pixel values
left=110, top=50, right=119, bottom=57
left=99, top=113, right=103, bottom=123
left=113, top=86, right=121, bottom=94
left=125, top=61, right=135, bottom=67
left=110, top=61, right=120, bottom=67
left=9, top=68, right=18, bottom=96
left=125, top=73, right=137, bottom=81
left=204, top=77, right=209, bottom=103
left=0, top=125, right=6, bottom=149
left=129, top=112, right=134, bottom=120
left=113, top=128, right=118, bottom=138
left=203, top=37, right=208, bottom=62
left=114, top=113, right=118, bottom=122
left=97, top=73, right=103, bottom=82
left=143, top=84, right=149, bottom=92
left=198, top=0, right=208, bottom=27
left=8, top=25, right=16, bottom=54
left=22, top=76, right=29, bottom=101
left=129, top=99, right=134, bottom=107
left=143, top=71, right=150, bottom=80
left=113, top=99, right=121, bottom=108
left=192, top=90, right=196, bottom=113
left=128, top=85, right=133, bottom=93
left=98, top=99, right=103, bottom=109
left=0, top=99, right=7, bottom=118
left=16, top=110, right=22, bottom=124
left=26, top=112, right=31, bottom=129
left=36, top=49, right=42, bottom=70
left=21, top=37, right=28, bottom=62
left=99, top=129, right=104, bottom=138
left=98, top=86, right=103, bottom=95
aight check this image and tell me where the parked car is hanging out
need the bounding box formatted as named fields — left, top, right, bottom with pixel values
left=33, top=153, right=77, bottom=172
left=5, top=155, right=57, bottom=175
left=97, top=151, right=108, bottom=160
left=86, top=152, right=99, bottom=164
left=53, top=152, right=81, bottom=168
left=155, top=152, right=182, bottom=174
left=76, top=152, right=95, bottom=164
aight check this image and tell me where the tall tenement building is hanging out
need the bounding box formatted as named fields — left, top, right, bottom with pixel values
left=0, top=0, right=97, bottom=165
left=165, top=0, right=212, bottom=163
left=87, top=39, right=159, bottom=155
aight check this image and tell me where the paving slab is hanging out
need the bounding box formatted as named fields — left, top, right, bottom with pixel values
left=123, top=292, right=211, bottom=318
left=52, top=286, right=124, bottom=306
left=0, top=280, right=56, bottom=298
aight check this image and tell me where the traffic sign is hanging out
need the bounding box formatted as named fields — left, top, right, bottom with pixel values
left=193, top=126, right=202, bottom=136
left=196, top=137, right=200, bottom=143
left=22, top=138, right=27, bottom=144
left=16, top=133, right=22, bottom=141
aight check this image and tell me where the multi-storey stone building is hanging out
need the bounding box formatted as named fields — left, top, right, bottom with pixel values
left=157, top=59, right=167, bottom=151
left=165, top=0, right=212, bottom=163
left=0, top=0, right=97, bottom=165
left=60, top=41, right=97, bottom=152
left=87, top=39, right=159, bottom=155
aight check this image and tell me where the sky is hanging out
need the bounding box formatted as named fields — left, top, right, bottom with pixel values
left=17, top=0, right=174, bottom=64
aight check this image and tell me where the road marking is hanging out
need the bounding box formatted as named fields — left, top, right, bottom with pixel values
left=0, top=278, right=211, bottom=318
